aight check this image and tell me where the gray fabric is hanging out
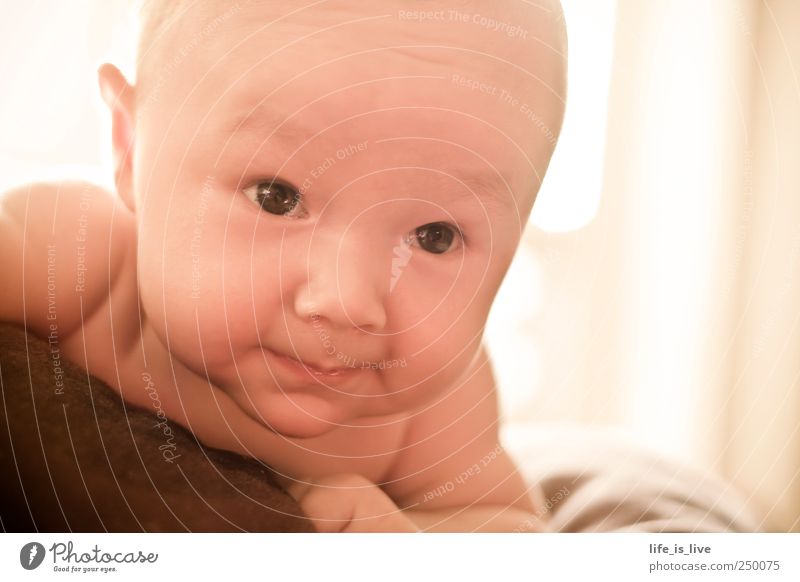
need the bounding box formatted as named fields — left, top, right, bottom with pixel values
left=504, top=424, right=764, bottom=532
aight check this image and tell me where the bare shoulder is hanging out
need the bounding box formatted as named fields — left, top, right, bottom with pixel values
left=0, top=180, right=135, bottom=339
left=383, top=345, right=534, bottom=513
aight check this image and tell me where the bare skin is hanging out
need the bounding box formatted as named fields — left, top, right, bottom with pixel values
left=1, top=0, right=566, bottom=531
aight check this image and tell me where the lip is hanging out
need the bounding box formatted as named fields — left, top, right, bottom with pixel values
left=267, top=349, right=363, bottom=385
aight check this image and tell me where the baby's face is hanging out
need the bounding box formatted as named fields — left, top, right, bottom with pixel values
left=131, top=0, right=565, bottom=437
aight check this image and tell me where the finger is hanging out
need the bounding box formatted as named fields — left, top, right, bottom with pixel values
left=342, top=488, right=419, bottom=533
left=286, top=479, right=314, bottom=502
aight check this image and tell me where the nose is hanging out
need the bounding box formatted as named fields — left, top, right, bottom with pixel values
left=293, top=231, right=388, bottom=332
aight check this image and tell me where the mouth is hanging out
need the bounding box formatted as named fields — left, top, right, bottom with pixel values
left=267, top=348, right=364, bottom=384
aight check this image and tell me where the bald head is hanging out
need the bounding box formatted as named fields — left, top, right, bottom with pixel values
left=137, top=0, right=566, bottom=202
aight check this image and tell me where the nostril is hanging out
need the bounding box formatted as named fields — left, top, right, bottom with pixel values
left=352, top=309, right=387, bottom=334
left=293, top=249, right=388, bottom=331
left=293, top=278, right=387, bottom=331
left=293, top=284, right=318, bottom=321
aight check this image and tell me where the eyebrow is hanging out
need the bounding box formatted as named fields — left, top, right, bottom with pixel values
left=410, top=168, right=516, bottom=213
left=224, top=105, right=316, bottom=144
left=223, top=108, right=518, bottom=212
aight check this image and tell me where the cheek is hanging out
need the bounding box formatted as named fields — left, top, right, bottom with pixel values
left=383, top=256, right=504, bottom=386
left=387, top=257, right=498, bottom=330
left=381, top=320, right=482, bottom=414
left=138, top=197, right=263, bottom=325
left=387, top=302, right=486, bottom=386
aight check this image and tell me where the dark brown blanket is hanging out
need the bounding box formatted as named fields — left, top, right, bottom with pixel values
left=0, top=324, right=312, bottom=532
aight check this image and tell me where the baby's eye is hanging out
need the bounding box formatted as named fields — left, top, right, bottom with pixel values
left=243, top=179, right=307, bottom=219
left=409, top=222, right=463, bottom=254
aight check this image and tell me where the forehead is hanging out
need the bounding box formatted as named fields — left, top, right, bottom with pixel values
left=144, top=0, right=566, bottom=207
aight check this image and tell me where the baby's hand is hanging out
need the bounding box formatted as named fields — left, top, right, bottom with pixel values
left=287, top=474, right=418, bottom=533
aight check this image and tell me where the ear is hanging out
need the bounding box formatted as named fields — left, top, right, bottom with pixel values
left=98, top=63, right=136, bottom=212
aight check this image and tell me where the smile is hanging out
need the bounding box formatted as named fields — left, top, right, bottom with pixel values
left=267, top=349, right=363, bottom=383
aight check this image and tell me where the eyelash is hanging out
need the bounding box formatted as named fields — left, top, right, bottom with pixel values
left=404, top=222, right=466, bottom=255
left=242, top=178, right=466, bottom=254
left=242, top=178, right=308, bottom=219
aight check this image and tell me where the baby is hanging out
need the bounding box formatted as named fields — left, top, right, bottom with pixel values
left=1, top=0, right=566, bottom=531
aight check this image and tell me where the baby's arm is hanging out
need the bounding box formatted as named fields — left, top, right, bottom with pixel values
left=290, top=345, right=548, bottom=532
left=384, top=345, right=548, bottom=532
left=0, top=181, right=132, bottom=337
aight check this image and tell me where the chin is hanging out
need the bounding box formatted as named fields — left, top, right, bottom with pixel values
left=253, top=392, right=351, bottom=439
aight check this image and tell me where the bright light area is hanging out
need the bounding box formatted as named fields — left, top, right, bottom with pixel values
left=620, top=1, right=730, bottom=458
left=487, top=0, right=617, bottom=418
left=0, top=1, right=135, bottom=192
left=529, top=0, right=617, bottom=233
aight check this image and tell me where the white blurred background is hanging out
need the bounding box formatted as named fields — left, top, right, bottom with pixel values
left=0, top=1, right=798, bottom=531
